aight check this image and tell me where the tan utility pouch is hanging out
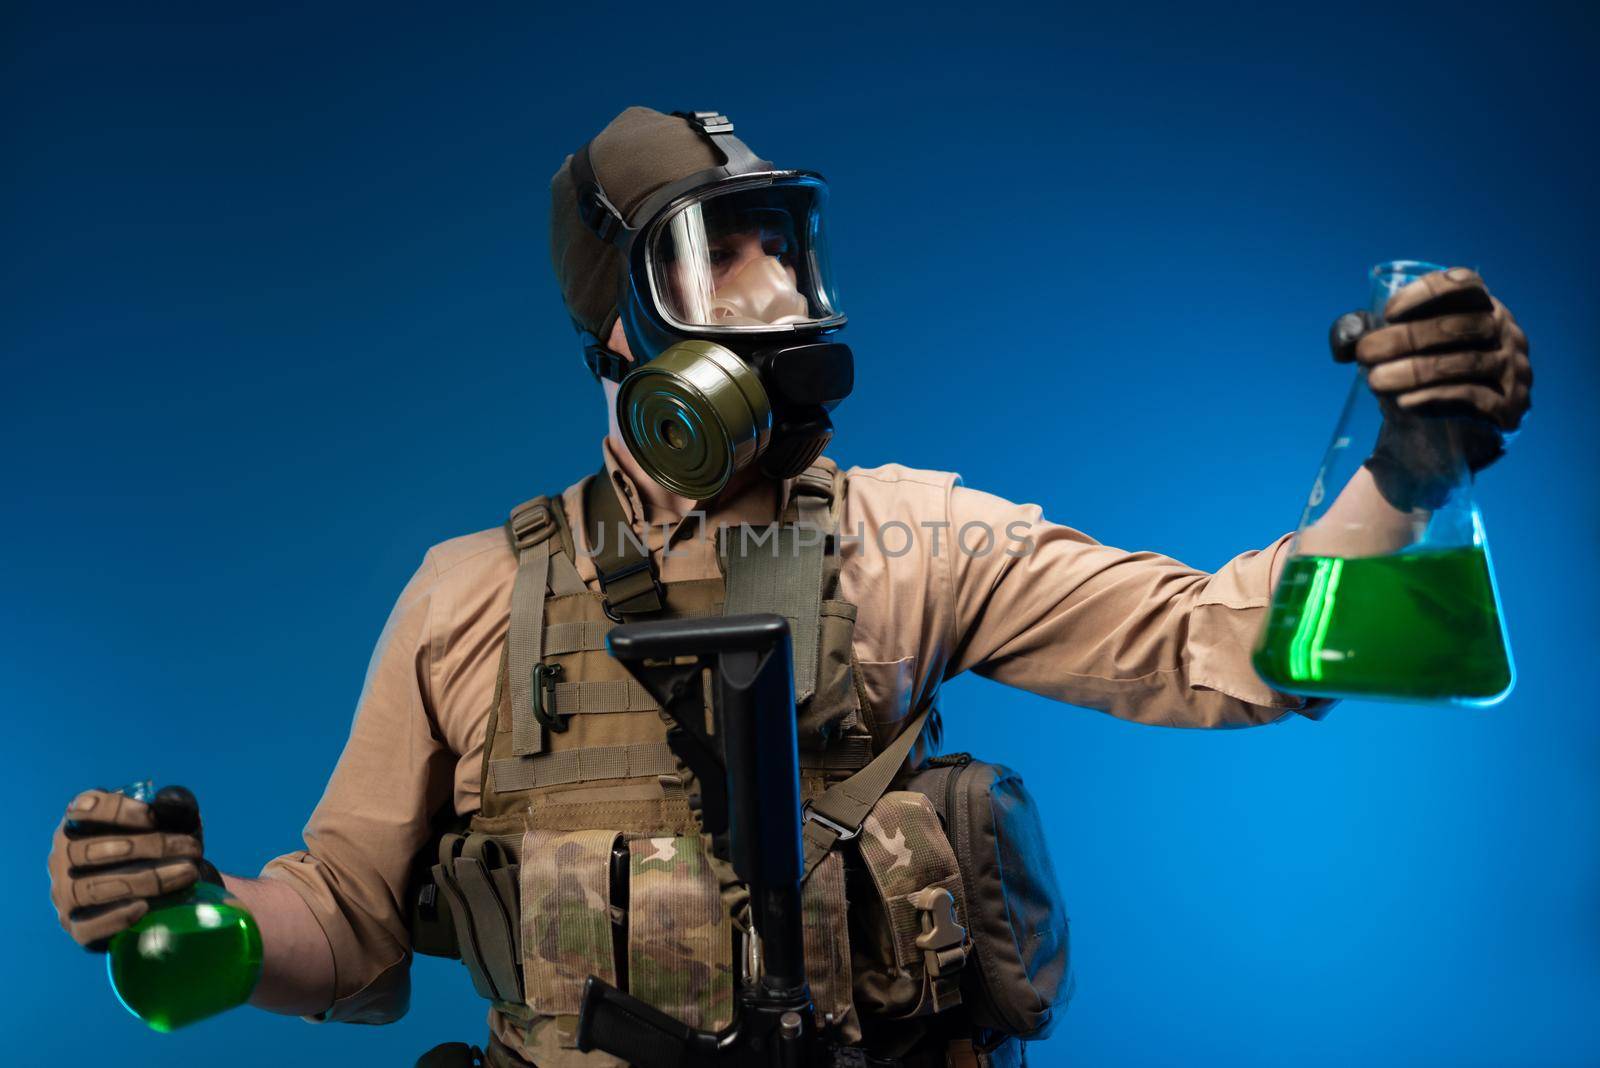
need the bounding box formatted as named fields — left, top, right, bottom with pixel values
left=852, top=791, right=972, bottom=1019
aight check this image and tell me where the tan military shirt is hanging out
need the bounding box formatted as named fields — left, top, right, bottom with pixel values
left=261, top=439, right=1325, bottom=1023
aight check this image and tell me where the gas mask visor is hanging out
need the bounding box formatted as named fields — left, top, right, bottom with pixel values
left=644, top=175, right=843, bottom=333
left=618, top=171, right=853, bottom=501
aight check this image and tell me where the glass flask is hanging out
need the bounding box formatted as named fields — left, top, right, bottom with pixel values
left=101, top=782, right=263, bottom=1031
left=1252, top=261, right=1514, bottom=705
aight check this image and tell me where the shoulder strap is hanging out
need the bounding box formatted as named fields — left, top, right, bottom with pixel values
left=779, top=457, right=841, bottom=528
left=800, top=704, right=933, bottom=881
left=506, top=498, right=558, bottom=757
left=545, top=494, right=586, bottom=596
left=583, top=469, right=664, bottom=620
left=724, top=459, right=841, bottom=703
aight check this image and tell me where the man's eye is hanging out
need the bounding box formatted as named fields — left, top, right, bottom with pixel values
left=762, top=236, right=792, bottom=259
left=709, top=248, right=735, bottom=269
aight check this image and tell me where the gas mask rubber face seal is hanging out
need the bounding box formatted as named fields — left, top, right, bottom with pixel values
left=616, top=172, right=853, bottom=499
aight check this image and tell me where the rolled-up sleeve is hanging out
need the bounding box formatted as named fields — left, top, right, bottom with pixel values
left=259, top=549, right=455, bottom=1023
left=945, top=483, right=1331, bottom=727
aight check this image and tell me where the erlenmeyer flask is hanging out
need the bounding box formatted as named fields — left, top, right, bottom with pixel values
left=1252, top=260, right=1514, bottom=705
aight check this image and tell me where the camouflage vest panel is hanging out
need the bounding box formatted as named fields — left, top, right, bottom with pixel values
left=471, top=460, right=872, bottom=1062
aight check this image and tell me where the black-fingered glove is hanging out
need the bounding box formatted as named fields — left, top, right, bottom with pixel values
left=1329, top=267, right=1532, bottom=509
left=49, top=784, right=221, bottom=952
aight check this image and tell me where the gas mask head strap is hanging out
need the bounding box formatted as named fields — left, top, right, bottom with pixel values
left=571, top=140, right=629, bottom=249
left=571, top=111, right=768, bottom=252
left=668, top=110, right=767, bottom=173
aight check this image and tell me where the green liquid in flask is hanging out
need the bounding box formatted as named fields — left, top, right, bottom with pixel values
left=107, top=881, right=263, bottom=1032
left=1253, top=546, right=1512, bottom=703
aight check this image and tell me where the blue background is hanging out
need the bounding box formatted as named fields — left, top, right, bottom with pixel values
left=4, top=3, right=1596, bottom=1064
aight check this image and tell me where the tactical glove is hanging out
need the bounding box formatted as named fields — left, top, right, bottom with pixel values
left=1329, top=267, right=1532, bottom=509
left=49, top=785, right=219, bottom=951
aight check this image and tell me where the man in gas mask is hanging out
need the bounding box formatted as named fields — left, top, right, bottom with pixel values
left=47, top=107, right=1532, bottom=1067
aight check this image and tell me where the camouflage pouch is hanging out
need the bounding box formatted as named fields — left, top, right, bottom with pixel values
left=520, top=828, right=619, bottom=1017
left=851, top=791, right=971, bottom=1020
left=627, top=835, right=735, bottom=1031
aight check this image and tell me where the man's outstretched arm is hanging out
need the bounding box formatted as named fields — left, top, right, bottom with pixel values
left=942, top=480, right=1322, bottom=728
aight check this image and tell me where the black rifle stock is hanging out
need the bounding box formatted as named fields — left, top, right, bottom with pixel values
left=575, top=613, right=817, bottom=1068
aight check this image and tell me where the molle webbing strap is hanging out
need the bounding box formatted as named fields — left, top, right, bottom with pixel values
left=801, top=704, right=934, bottom=880
left=546, top=677, right=657, bottom=716
left=531, top=794, right=699, bottom=837
left=798, top=734, right=874, bottom=773
left=507, top=498, right=556, bottom=757
left=498, top=741, right=867, bottom=799
left=584, top=471, right=664, bottom=618
left=542, top=620, right=611, bottom=656
left=491, top=742, right=682, bottom=794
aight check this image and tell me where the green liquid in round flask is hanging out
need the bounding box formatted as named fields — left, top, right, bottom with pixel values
left=101, top=783, right=264, bottom=1031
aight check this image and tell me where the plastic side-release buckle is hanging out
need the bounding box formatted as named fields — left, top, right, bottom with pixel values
left=509, top=498, right=555, bottom=552
left=909, top=886, right=970, bottom=978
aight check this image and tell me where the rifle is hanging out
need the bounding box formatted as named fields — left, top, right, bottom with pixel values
left=575, top=613, right=820, bottom=1068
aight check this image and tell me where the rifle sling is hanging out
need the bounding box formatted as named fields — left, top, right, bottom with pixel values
left=802, top=704, right=934, bottom=880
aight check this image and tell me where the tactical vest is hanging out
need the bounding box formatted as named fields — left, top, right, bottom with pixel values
left=426, top=460, right=976, bottom=1067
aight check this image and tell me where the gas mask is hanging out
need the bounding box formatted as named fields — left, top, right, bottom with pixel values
left=572, top=111, right=854, bottom=500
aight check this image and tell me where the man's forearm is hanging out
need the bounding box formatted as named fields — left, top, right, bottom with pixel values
left=1275, top=464, right=1427, bottom=587
left=222, top=873, right=336, bottom=1017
